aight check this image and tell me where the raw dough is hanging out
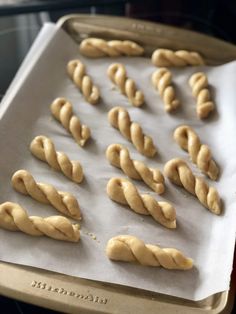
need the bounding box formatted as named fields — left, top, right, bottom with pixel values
left=51, top=97, right=90, bottom=146
left=108, top=106, right=157, bottom=157
left=0, top=202, right=80, bottom=242
left=79, top=38, right=144, bottom=57
left=106, top=235, right=193, bottom=269
left=30, top=135, right=83, bottom=183
left=152, top=49, right=204, bottom=67
left=106, top=144, right=164, bottom=194
left=174, top=125, right=219, bottom=180
left=189, top=72, right=215, bottom=119
left=107, top=177, right=176, bottom=229
left=107, top=63, right=144, bottom=107
left=164, top=158, right=222, bottom=215
left=152, top=67, right=180, bottom=112
left=67, top=59, right=100, bottom=105
left=12, top=170, right=82, bottom=220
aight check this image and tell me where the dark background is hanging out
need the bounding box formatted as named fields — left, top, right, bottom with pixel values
left=0, top=0, right=235, bottom=313
left=1, top=0, right=236, bottom=99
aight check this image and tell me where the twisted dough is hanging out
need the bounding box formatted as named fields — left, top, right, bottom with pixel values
left=30, top=135, right=83, bottom=183
left=51, top=97, right=90, bottom=146
left=79, top=38, right=144, bottom=58
left=12, top=170, right=81, bottom=220
left=106, top=144, right=164, bottom=194
left=164, top=158, right=221, bottom=215
left=152, top=49, right=204, bottom=67
left=151, top=68, right=180, bottom=112
left=106, top=235, right=193, bottom=270
left=189, top=72, right=215, bottom=119
left=108, top=107, right=156, bottom=157
left=0, top=202, right=80, bottom=242
left=67, top=59, right=100, bottom=105
left=107, top=63, right=144, bottom=107
left=107, top=178, right=176, bottom=228
left=174, top=125, right=219, bottom=180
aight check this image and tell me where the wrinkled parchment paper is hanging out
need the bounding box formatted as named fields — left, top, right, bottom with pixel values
left=0, top=23, right=236, bottom=301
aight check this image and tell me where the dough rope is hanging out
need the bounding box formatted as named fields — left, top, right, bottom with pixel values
left=106, top=235, right=193, bottom=270
left=189, top=72, right=215, bottom=119
left=152, top=49, right=204, bottom=67
left=12, top=170, right=82, bottom=220
left=50, top=97, right=91, bottom=147
left=107, top=63, right=144, bottom=107
left=108, top=106, right=157, bottom=157
left=79, top=38, right=144, bottom=58
left=151, top=68, right=180, bottom=112
left=67, top=59, right=100, bottom=105
left=174, top=125, right=219, bottom=180
left=107, top=177, right=176, bottom=228
left=0, top=202, right=80, bottom=242
left=106, top=144, right=164, bottom=194
left=164, top=158, right=221, bottom=215
left=30, top=135, right=83, bottom=183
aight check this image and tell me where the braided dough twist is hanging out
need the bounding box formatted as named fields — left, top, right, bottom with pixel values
left=164, top=158, right=221, bottom=214
left=106, top=235, right=193, bottom=270
left=107, top=63, right=144, bottom=107
left=151, top=68, right=180, bottom=112
left=189, top=72, right=215, bottom=119
left=108, top=107, right=157, bottom=157
left=79, top=38, right=144, bottom=58
left=12, top=170, right=81, bottom=220
left=106, top=144, right=164, bottom=194
left=174, top=125, right=219, bottom=180
left=51, top=97, right=90, bottom=146
left=67, top=59, right=100, bottom=105
left=30, top=135, right=83, bottom=183
left=107, top=178, right=176, bottom=228
left=0, top=202, right=80, bottom=242
left=152, top=49, right=204, bottom=67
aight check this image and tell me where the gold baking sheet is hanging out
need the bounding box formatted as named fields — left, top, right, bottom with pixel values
left=58, top=14, right=236, bottom=65
left=0, top=14, right=235, bottom=314
left=0, top=262, right=233, bottom=314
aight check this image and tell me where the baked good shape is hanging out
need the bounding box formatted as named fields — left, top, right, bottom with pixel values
left=79, top=38, right=144, bottom=57
left=107, top=177, right=176, bottom=229
left=0, top=202, right=80, bottom=242
left=12, top=170, right=81, bottom=220
left=67, top=59, right=100, bottom=105
left=152, top=49, right=204, bottom=67
left=106, top=235, right=193, bottom=270
left=174, top=125, right=219, bottom=180
left=30, top=135, right=83, bottom=183
left=164, top=158, right=221, bottom=215
left=51, top=97, right=91, bottom=147
left=107, top=63, right=144, bottom=107
left=106, top=144, right=164, bottom=194
left=108, top=106, right=156, bottom=157
left=189, top=72, right=215, bottom=119
left=151, top=67, right=180, bottom=112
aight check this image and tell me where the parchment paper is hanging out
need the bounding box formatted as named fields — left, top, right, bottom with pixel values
left=0, top=23, right=236, bottom=301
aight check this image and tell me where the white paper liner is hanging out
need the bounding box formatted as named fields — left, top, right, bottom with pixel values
left=0, top=23, right=235, bottom=301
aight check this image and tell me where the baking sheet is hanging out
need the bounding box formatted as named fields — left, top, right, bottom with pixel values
left=0, top=23, right=236, bottom=301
